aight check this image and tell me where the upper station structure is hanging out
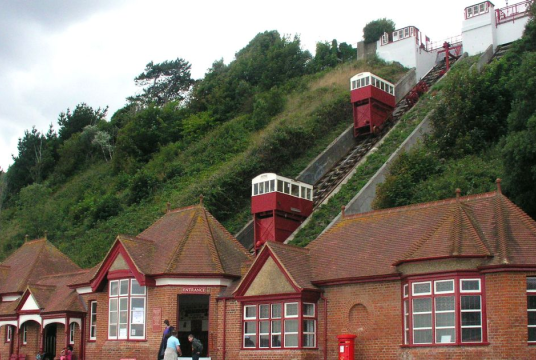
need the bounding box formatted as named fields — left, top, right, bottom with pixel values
left=359, top=0, right=532, bottom=79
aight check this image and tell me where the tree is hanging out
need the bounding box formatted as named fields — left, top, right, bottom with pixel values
left=58, top=103, right=108, bottom=141
left=502, top=52, right=536, bottom=218
left=130, top=58, right=195, bottom=106
left=6, top=127, right=57, bottom=195
left=363, top=18, right=396, bottom=44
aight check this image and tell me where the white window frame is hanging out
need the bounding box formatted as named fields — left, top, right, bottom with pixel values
left=303, top=319, right=316, bottom=348
left=285, top=303, right=299, bottom=318
left=69, top=323, right=75, bottom=345
left=460, top=279, right=481, bottom=293
left=22, top=325, right=27, bottom=345
left=244, top=305, right=257, bottom=320
left=108, top=278, right=146, bottom=340
left=6, top=325, right=12, bottom=343
left=435, top=295, right=456, bottom=344
left=460, top=294, right=482, bottom=343
left=435, top=280, right=455, bottom=294
left=527, top=277, right=536, bottom=342
left=412, top=281, right=432, bottom=296
left=259, top=320, right=270, bottom=348
left=412, top=297, right=433, bottom=344
left=90, top=301, right=97, bottom=340
left=284, top=318, right=299, bottom=348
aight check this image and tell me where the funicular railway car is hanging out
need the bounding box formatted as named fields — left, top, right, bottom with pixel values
left=251, top=173, right=313, bottom=253
left=351, top=72, right=396, bottom=137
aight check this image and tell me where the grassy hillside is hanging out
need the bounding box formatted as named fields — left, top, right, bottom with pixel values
left=0, top=57, right=407, bottom=267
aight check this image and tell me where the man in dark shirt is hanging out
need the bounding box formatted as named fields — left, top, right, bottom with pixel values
left=188, top=334, right=203, bottom=360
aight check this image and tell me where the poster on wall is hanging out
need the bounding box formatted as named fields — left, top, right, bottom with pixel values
left=152, top=308, right=162, bottom=332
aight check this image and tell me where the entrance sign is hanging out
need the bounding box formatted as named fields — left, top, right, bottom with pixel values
left=181, top=287, right=207, bottom=294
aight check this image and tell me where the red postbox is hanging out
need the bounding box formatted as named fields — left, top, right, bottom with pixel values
left=337, top=334, right=356, bottom=360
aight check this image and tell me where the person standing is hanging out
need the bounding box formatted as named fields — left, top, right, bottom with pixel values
left=188, top=334, right=203, bottom=360
left=158, top=319, right=173, bottom=359
left=164, top=329, right=182, bottom=360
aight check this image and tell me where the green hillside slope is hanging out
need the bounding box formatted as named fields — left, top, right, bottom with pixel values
left=0, top=31, right=407, bottom=267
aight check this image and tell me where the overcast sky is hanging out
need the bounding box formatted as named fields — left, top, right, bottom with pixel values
left=0, top=0, right=509, bottom=171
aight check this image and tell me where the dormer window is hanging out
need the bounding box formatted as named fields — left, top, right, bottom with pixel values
left=108, top=279, right=146, bottom=340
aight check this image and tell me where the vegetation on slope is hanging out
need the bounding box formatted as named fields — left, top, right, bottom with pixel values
left=0, top=30, right=407, bottom=266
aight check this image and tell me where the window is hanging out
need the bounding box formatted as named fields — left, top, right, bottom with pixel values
left=527, top=278, right=536, bottom=342
left=6, top=325, right=12, bottom=343
left=90, top=301, right=97, bottom=340
left=22, top=324, right=27, bottom=345
left=108, top=278, right=146, bottom=340
left=243, top=301, right=316, bottom=349
left=70, top=323, right=75, bottom=344
left=403, top=276, right=485, bottom=346
left=291, top=184, right=299, bottom=197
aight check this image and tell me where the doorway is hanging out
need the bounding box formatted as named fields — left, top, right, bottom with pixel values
left=44, top=324, right=56, bottom=360
left=177, top=295, right=209, bottom=357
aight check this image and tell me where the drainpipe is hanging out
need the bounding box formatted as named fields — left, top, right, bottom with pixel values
left=321, top=294, right=328, bottom=360
left=222, top=299, right=227, bottom=360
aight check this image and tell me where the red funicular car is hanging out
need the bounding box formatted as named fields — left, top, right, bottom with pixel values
left=351, top=72, right=396, bottom=137
left=251, top=173, right=313, bottom=253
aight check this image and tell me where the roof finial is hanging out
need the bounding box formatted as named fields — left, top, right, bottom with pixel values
left=44, top=230, right=48, bottom=240
left=455, top=188, right=461, bottom=199
left=166, top=202, right=171, bottom=213
left=496, top=178, right=502, bottom=194
left=341, top=205, right=346, bottom=218
left=199, top=194, right=204, bottom=205
left=25, top=234, right=29, bottom=243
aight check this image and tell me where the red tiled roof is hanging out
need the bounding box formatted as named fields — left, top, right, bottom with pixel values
left=0, top=238, right=81, bottom=294
left=34, top=271, right=88, bottom=313
left=307, top=191, right=536, bottom=283
left=265, top=242, right=316, bottom=291
left=136, top=205, right=252, bottom=276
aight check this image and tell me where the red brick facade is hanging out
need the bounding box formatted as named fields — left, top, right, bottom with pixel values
left=2, top=191, right=536, bottom=359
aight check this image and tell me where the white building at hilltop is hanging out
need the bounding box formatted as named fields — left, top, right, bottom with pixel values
left=462, top=0, right=531, bottom=55
left=358, top=0, right=532, bottom=79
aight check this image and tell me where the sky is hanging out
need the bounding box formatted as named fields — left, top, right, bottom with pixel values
left=0, top=0, right=510, bottom=171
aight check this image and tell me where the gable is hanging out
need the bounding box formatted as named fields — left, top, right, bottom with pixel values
left=110, top=254, right=129, bottom=271
left=21, top=294, right=39, bottom=311
left=245, top=257, right=295, bottom=296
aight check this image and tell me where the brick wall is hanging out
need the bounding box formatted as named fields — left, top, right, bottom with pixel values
left=82, top=282, right=224, bottom=360
left=210, top=272, right=536, bottom=359
left=213, top=298, right=324, bottom=360
left=18, top=321, right=40, bottom=358
left=324, top=272, right=536, bottom=360
left=0, top=325, right=15, bottom=359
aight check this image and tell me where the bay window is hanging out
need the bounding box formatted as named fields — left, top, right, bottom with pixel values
left=108, top=278, right=146, bottom=340
left=243, top=301, right=316, bottom=349
left=403, top=276, right=485, bottom=346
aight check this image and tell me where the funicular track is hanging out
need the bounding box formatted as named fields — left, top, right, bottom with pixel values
left=312, top=60, right=454, bottom=207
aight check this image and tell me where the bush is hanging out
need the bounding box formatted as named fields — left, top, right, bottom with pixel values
left=128, top=171, right=160, bottom=204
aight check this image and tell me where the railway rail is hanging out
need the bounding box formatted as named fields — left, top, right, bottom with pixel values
left=312, top=59, right=456, bottom=207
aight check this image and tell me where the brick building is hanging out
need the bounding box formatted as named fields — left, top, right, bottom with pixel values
left=1, top=182, right=536, bottom=359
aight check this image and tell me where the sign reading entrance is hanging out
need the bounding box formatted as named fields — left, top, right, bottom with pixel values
left=182, top=286, right=208, bottom=294
left=152, top=307, right=162, bottom=332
